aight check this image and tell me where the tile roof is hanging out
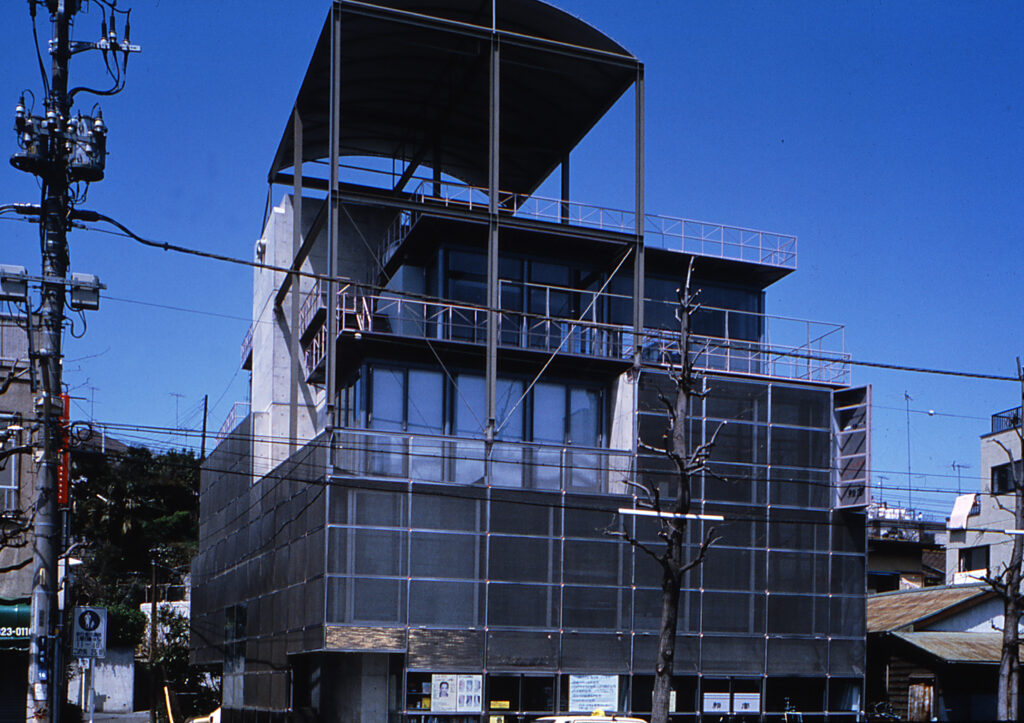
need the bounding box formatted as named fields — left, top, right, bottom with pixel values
left=867, top=584, right=994, bottom=633
left=891, top=631, right=1015, bottom=664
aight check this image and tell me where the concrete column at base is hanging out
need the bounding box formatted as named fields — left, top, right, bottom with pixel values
left=320, top=652, right=390, bottom=722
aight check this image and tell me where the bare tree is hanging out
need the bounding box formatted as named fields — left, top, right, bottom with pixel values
left=984, top=358, right=1024, bottom=722
left=611, top=261, right=721, bottom=723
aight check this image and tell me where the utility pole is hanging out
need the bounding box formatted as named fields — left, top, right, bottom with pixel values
left=26, top=4, right=74, bottom=720
left=6, top=3, right=139, bottom=721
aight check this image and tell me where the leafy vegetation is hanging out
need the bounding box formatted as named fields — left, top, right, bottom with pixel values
left=70, top=445, right=199, bottom=605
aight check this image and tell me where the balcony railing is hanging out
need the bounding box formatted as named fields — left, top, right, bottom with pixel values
left=381, top=179, right=797, bottom=271
left=301, top=285, right=849, bottom=385
left=240, top=323, right=254, bottom=370
left=331, top=427, right=631, bottom=493
left=992, top=406, right=1022, bottom=434
left=217, top=401, right=251, bottom=442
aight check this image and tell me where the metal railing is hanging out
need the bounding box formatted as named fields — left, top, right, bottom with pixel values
left=217, top=402, right=251, bottom=442
left=992, top=406, right=1022, bottom=434
left=331, top=427, right=631, bottom=493
left=385, top=178, right=797, bottom=270
left=301, top=285, right=849, bottom=385
left=240, top=323, right=254, bottom=368
left=644, top=214, right=797, bottom=269
left=299, top=278, right=329, bottom=336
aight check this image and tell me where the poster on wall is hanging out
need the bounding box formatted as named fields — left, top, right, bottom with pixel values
left=456, top=674, right=483, bottom=712
left=568, top=675, right=619, bottom=712
left=431, top=673, right=458, bottom=712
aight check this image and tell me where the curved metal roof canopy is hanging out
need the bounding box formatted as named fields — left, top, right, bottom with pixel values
left=269, top=0, right=640, bottom=195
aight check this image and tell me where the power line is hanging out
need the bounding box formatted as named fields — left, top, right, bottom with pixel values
left=14, top=208, right=1019, bottom=385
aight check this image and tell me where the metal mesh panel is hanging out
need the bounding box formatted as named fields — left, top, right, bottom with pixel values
left=702, top=548, right=765, bottom=592
left=768, top=509, right=829, bottom=551
left=410, top=488, right=484, bottom=531
left=634, top=589, right=699, bottom=633
left=632, top=634, right=700, bottom=674
left=486, top=630, right=558, bottom=669
left=770, top=386, right=830, bottom=427
left=705, top=380, right=769, bottom=423
left=766, top=638, right=827, bottom=675
left=490, top=495, right=560, bottom=536
left=562, top=587, right=631, bottom=630
left=563, top=539, right=630, bottom=586
left=560, top=633, right=630, bottom=672
left=352, top=528, right=407, bottom=576
left=767, top=594, right=828, bottom=634
left=833, top=512, right=866, bottom=553
left=710, top=421, right=767, bottom=466
left=830, top=554, right=865, bottom=595
left=828, top=639, right=865, bottom=676
left=489, top=536, right=559, bottom=582
left=704, top=463, right=767, bottom=504
left=352, top=488, right=406, bottom=527
left=769, top=467, right=830, bottom=509
left=767, top=551, right=828, bottom=594
left=700, top=636, right=765, bottom=675
left=701, top=592, right=764, bottom=634
left=563, top=504, right=621, bottom=539
left=706, top=510, right=766, bottom=549
left=410, top=532, right=482, bottom=579
left=830, top=596, right=865, bottom=637
left=409, top=580, right=482, bottom=626
left=488, top=583, right=558, bottom=628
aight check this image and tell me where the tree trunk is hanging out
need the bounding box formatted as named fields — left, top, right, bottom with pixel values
left=651, top=530, right=683, bottom=723
left=998, top=476, right=1024, bottom=721
left=997, top=365, right=1024, bottom=721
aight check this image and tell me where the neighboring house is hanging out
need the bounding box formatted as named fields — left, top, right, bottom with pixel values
left=867, top=502, right=945, bottom=594
left=946, top=406, right=1023, bottom=585
left=0, top=314, right=34, bottom=721
left=191, top=1, right=871, bottom=721
left=867, top=583, right=1015, bottom=721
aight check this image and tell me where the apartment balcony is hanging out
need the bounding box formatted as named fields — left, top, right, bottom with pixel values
left=331, top=427, right=631, bottom=494
left=300, top=284, right=849, bottom=386
left=380, top=178, right=797, bottom=274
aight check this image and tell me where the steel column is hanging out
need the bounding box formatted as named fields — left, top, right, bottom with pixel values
left=632, top=66, right=645, bottom=369
left=289, top=108, right=303, bottom=453
left=326, top=3, right=342, bottom=438
left=485, top=34, right=500, bottom=454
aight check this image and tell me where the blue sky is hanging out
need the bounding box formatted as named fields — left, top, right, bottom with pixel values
left=0, top=0, right=1021, bottom=519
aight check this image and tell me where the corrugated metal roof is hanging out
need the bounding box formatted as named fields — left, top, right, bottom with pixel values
left=867, top=584, right=993, bottom=633
left=892, top=631, right=1014, bottom=664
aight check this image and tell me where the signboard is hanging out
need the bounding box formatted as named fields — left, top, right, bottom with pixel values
left=568, top=675, right=618, bottom=712
left=702, top=692, right=730, bottom=714
left=72, top=606, right=107, bottom=659
left=733, top=693, right=761, bottom=714
left=833, top=386, right=871, bottom=509
left=0, top=602, right=30, bottom=649
left=431, top=674, right=482, bottom=713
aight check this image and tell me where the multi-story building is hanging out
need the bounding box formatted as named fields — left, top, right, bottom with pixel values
left=0, top=314, right=34, bottom=718
left=191, top=1, right=871, bottom=720
left=946, top=406, right=1023, bottom=585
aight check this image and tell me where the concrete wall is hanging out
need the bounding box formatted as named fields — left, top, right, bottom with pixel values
left=67, top=647, right=135, bottom=713
left=0, top=317, right=35, bottom=600
left=320, top=653, right=390, bottom=722
left=946, top=426, right=1021, bottom=584
left=251, top=196, right=324, bottom=478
